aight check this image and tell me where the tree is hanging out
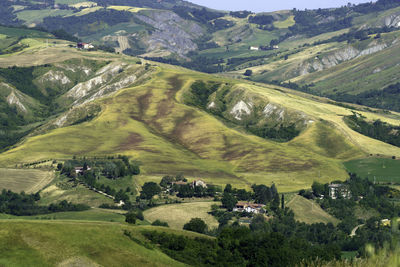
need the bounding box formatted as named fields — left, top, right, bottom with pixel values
left=224, top=184, right=232, bottom=193
left=57, top=163, right=63, bottom=171
left=160, top=175, right=175, bottom=188
left=312, top=182, right=325, bottom=196
left=244, top=69, right=253, bottom=76
left=271, top=194, right=280, bottom=211
left=281, top=194, right=285, bottom=210
left=222, top=192, right=237, bottom=211
left=252, top=184, right=272, bottom=204
left=152, top=220, right=169, bottom=227
left=125, top=212, right=136, bottom=224
left=183, top=218, right=208, bottom=234
left=140, top=182, right=161, bottom=200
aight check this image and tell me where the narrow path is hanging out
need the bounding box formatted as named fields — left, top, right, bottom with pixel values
left=350, top=224, right=364, bottom=237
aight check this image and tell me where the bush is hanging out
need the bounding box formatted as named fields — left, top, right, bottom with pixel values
left=151, top=220, right=169, bottom=227
left=183, top=218, right=208, bottom=234
left=244, top=69, right=253, bottom=76
left=125, top=212, right=136, bottom=224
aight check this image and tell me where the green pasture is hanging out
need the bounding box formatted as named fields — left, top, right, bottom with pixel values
left=344, top=158, right=400, bottom=183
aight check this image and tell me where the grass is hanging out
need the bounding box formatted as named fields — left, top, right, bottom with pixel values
left=66, top=6, right=103, bottom=17
left=0, top=26, right=52, bottom=39
left=144, top=202, right=219, bottom=230
left=107, top=6, right=150, bottom=13
left=39, top=183, right=115, bottom=207
left=0, top=220, right=186, bottom=267
left=0, top=168, right=54, bottom=193
left=68, top=1, right=98, bottom=8
left=344, top=158, right=400, bottom=183
left=16, top=9, right=74, bottom=25
left=273, top=15, right=295, bottom=29
left=286, top=195, right=340, bottom=225
left=18, top=208, right=126, bottom=223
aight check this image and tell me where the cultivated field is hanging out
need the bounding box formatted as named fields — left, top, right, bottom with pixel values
left=39, top=184, right=115, bottom=207
left=286, top=195, right=340, bottom=225
left=344, top=158, right=400, bottom=183
left=144, top=202, right=219, bottom=230
left=0, top=168, right=54, bottom=193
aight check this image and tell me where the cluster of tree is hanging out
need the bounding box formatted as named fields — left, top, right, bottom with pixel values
left=143, top=211, right=343, bottom=266
left=226, top=55, right=268, bottom=69
left=0, top=189, right=89, bottom=216
left=0, top=2, right=19, bottom=25
left=211, top=19, right=235, bottom=31
left=51, top=29, right=80, bottom=43
left=60, top=155, right=140, bottom=180
left=352, top=0, right=400, bottom=14
left=302, top=174, right=400, bottom=233
left=186, top=81, right=221, bottom=107
left=175, top=184, right=221, bottom=198
left=159, top=174, right=222, bottom=198
left=144, top=198, right=400, bottom=266
left=125, top=209, right=144, bottom=224
left=144, top=56, right=225, bottom=73
left=229, top=11, right=253, bottom=18
left=345, top=113, right=400, bottom=148
left=140, top=182, right=161, bottom=200
left=172, top=7, right=225, bottom=26
left=330, top=82, right=400, bottom=112
left=289, top=9, right=353, bottom=37
left=313, top=26, right=397, bottom=46
left=183, top=218, right=208, bottom=234
left=247, top=123, right=300, bottom=142
left=248, top=14, right=275, bottom=25
left=220, top=184, right=280, bottom=211
left=151, top=219, right=169, bottom=227
left=41, top=10, right=134, bottom=36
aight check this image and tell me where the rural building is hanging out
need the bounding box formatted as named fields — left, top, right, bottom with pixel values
left=74, top=166, right=91, bottom=175
left=272, top=45, right=279, bottom=49
left=328, top=184, right=351, bottom=199
left=77, top=42, right=94, bottom=49
left=233, top=202, right=265, bottom=214
left=250, top=46, right=259, bottom=51
left=172, top=181, right=188, bottom=186
left=192, top=179, right=207, bottom=188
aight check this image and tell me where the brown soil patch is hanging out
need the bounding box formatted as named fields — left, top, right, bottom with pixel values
left=118, top=133, right=144, bottom=151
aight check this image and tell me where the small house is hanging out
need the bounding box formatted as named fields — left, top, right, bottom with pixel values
left=328, top=184, right=351, bottom=199
left=77, top=42, right=94, bottom=50
left=74, top=166, right=91, bottom=175
left=233, top=202, right=265, bottom=214
left=250, top=46, right=259, bottom=51
left=192, top=179, right=207, bottom=188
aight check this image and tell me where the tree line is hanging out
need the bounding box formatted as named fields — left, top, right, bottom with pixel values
left=0, top=189, right=89, bottom=216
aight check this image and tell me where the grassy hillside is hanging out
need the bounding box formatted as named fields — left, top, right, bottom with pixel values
left=144, top=202, right=219, bottom=230
left=286, top=195, right=340, bottom=225
left=0, top=44, right=399, bottom=191
left=0, top=220, right=187, bottom=267
left=0, top=168, right=53, bottom=193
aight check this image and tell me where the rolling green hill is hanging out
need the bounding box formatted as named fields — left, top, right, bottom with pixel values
left=0, top=42, right=399, bottom=192
left=2, top=0, right=400, bottom=111
left=0, top=220, right=188, bottom=267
